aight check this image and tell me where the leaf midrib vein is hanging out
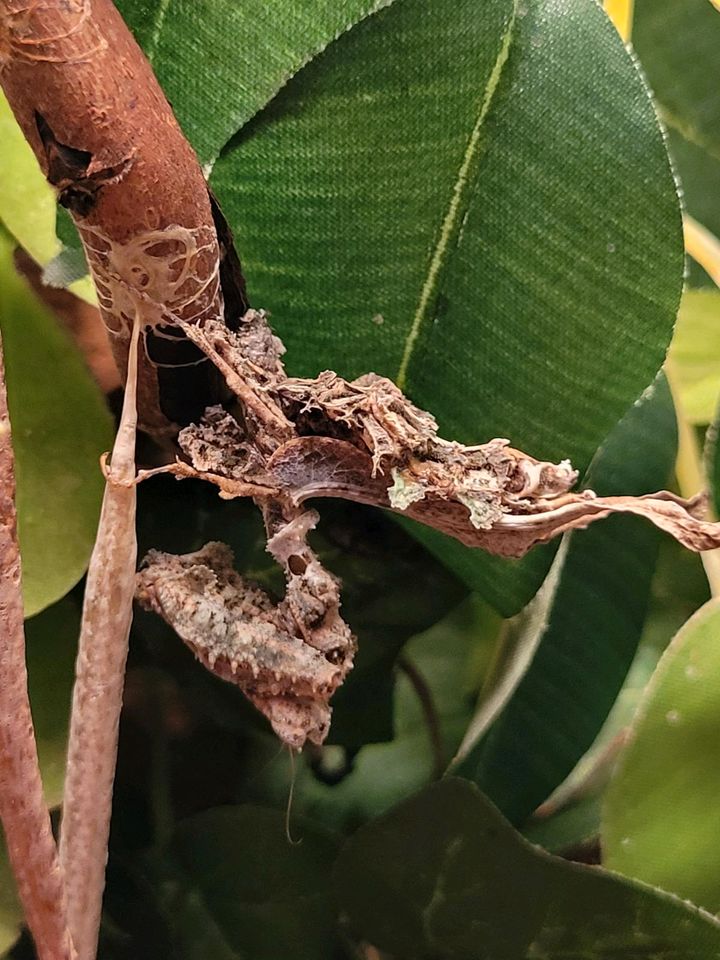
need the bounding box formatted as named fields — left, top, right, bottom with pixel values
left=395, top=8, right=516, bottom=390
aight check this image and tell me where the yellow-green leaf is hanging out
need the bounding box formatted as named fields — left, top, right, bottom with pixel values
left=0, top=231, right=112, bottom=616
left=668, top=289, right=720, bottom=425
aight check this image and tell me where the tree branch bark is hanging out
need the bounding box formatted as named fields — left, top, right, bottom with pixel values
left=0, top=0, right=246, bottom=436
left=0, top=331, right=74, bottom=960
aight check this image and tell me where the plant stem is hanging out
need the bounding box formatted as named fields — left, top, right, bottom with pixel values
left=665, top=358, right=720, bottom=597
left=397, top=656, right=444, bottom=779
left=59, top=317, right=140, bottom=960
left=0, top=331, right=74, bottom=960
left=684, top=215, right=720, bottom=290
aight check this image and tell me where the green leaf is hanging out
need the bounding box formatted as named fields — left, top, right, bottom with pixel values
left=0, top=93, right=96, bottom=303
left=633, top=0, right=720, bottom=155
left=335, top=778, right=720, bottom=959
left=159, top=806, right=338, bottom=960
left=449, top=375, right=677, bottom=823
left=602, top=599, right=720, bottom=913
left=115, top=0, right=394, bottom=165
left=667, top=129, right=720, bottom=289
left=669, top=289, right=720, bottom=425
left=633, top=0, right=720, bottom=287
left=26, top=598, right=80, bottom=805
left=0, top=232, right=113, bottom=616
left=523, top=788, right=604, bottom=855
left=211, top=0, right=682, bottom=613
left=0, top=91, right=59, bottom=267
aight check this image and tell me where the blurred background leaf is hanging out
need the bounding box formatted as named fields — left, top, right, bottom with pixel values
left=154, top=806, right=339, bottom=960
left=0, top=230, right=112, bottom=616
left=0, top=92, right=58, bottom=267
left=668, top=290, right=720, bottom=426
left=525, top=537, right=709, bottom=855
left=335, top=778, right=720, bottom=959
left=0, top=93, right=94, bottom=303
left=603, top=599, right=720, bottom=913
left=633, top=0, right=720, bottom=287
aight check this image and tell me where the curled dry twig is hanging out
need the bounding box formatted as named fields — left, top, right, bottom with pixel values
left=0, top=332, right=74, bottom=960
left=135, top=308, right=720, bottom=749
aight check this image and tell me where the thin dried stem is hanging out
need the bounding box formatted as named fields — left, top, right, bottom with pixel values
left=683, top=215, right=720, bottom=289
left=0, top=331, right=74, bottom=960
left=396, top=656, right=444, bottom=779
left=59, top=316, right=140, bottom=960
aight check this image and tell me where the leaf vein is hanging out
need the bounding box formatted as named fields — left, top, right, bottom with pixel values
left=395, top=7, right=516, bottom=390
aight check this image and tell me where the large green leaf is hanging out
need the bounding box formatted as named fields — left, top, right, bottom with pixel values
left=448, top=375, right=677, bottom=822
left=603, top=599, right=720, bottom=913
left=334, top=778, right=720, bottom=959
left=0, top=231, right=113, bottom=616
left=211, top=0, right=682, bottom=613
left=114, top=0, right=394, bottom=165
left=158, top=806, right=338, bottom=960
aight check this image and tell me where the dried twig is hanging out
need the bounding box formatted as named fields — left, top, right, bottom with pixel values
left=135, top=310, right=720, bottom=749
left=0, top=332, right=74, bottom=960
left=58, top=316, right=140, bottom=960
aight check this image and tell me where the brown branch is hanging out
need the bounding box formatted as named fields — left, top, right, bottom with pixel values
left=0, top=0, right=246, bottom=436
left=58, top=315, right=140, bottom=960
left=0, top=332, right=74, bottom=960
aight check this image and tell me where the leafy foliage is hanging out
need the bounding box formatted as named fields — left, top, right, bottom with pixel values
left=450, top=375, right=677, bottom=822
left=335, top=778, right=720, bottom=958
left=603, top=599, right=720, bottom=913
left=4, top=0, right=720, bottom=956
left=159, top=807, right=339, bottom=960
